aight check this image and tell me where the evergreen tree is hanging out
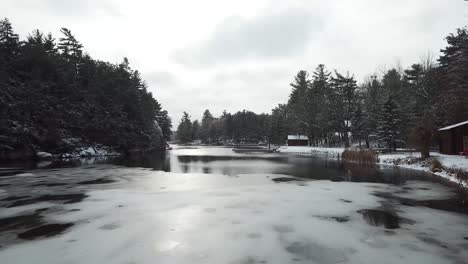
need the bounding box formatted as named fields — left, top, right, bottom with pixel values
left=438, top=27, right=468, bottom=123
left=176, top=112, right=192, bottom=143
left=330, top=71, right=357, bottom=147
left=192, top=120, right=200, bottom=141
left=58, top=28, right=83, bottom=74
left=156, top=110, right=172, bottom=141
left=351, top=102, right=365, bottom=148
left=362, top=75, right=383, bottom=147
left=270, top=104, right=289, bottom=145
left=288, top=70, right=313, bottom=138
left=200, top=109, right=214, bottom=143
left=377, top=96, right=403, bottom=151
left=311, top=64, right=331, bottom=145
left=0, top=18, right=170, bottom=156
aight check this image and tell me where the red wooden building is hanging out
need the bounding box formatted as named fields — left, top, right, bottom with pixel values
left=438, top=120, right=468, bottom=155
left=287, top=135, right=309, bottom=146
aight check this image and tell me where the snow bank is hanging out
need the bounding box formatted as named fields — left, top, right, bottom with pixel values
left=379, top=152, right=468, bottom=187
left=278, top=146, right=468, bottom=187
left=277, top=146, right=344, bottom=157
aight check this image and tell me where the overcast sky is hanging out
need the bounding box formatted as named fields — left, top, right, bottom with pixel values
left=3, top=0, right=468, bottom=123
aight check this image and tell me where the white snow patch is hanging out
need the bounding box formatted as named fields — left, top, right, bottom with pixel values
left=36, top=152, right=52, bottom=160
left=277, top=146, right=344, bottom=156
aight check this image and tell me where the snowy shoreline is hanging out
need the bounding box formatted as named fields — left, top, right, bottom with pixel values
left=278, top=146, right=468, bottom=187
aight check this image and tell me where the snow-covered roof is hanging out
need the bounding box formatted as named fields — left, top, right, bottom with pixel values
left=438, top=120, right=468, bottom=131
left=288, top=135, right=309, bottom=140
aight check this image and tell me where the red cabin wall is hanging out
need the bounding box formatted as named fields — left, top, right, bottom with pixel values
left=439, top=124, right=468, bottom=155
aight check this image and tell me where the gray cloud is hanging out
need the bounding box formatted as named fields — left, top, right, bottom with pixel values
left=144, top=71, right=178, bottom=88
left=11, top=0, right=121, bottom=18
left=173, top=8, right=322, bottom=67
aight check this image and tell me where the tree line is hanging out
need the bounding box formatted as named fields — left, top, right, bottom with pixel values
left=176, top=110, right=270, bottom=144
left=0, top=18, right=172, bottom=157
left=177, top=27, right=468, bottom=157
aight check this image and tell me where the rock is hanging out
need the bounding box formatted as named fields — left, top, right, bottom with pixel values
left=36, top=151, right=53, bottom=161
left=79, top=147, right=96, bottom=157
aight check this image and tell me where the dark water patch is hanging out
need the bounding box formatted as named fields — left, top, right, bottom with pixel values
left=34, top=208, right=49, bottom=213
left=316, top=215, right=350, bottom=223
left=0, top=170, right=27, bottom=177
left=0, top=183, right=10, bottom=187
left=77, top=178, right=115, bottom=185
left=417, top=236, right=449, bottom=249
left=31, top=182, right=68, bottom=187
left=357, top=209, right=401, bottom=229
left=17, top=223, right=74, bottom=240
left=0, top=214, right=44, bottom=232
left=7, top=193, right=87, bottom=207
left=1, top=195, right=31, bottom=201
left=284, top=240, right=348, bottom=263
left=330, top=175, right=346, bottom=182
left=464, top=237, right=468, bottom=240
left=373, top=191, right=468, bottom=215
left=339, top=199, right=352, bottom=203
left=272, top=177, right=304, bottom=183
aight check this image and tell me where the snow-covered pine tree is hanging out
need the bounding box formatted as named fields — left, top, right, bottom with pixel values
left=377, top=96, right=403, bottom=152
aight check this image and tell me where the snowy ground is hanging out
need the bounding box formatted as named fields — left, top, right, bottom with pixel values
left=0, top=168, right=467, bottom=264
left=278, top=146, right=468, bottom=186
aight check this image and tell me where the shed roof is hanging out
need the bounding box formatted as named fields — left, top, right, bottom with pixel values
left=288, top=135, right=309, bottom=140
left=438, top=120, right=468, bottom=131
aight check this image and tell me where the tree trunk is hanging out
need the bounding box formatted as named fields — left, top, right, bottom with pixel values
left=421, top=145, right=430, bottom=159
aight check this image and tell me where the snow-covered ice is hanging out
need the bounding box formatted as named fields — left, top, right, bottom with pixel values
left=0, top=168, right=467, bottom=264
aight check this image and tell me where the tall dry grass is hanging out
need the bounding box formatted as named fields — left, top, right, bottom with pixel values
left=342, top=149, right=378, bottom=165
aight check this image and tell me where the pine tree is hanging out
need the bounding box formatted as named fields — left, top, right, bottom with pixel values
left=330, top=71, right=357, bottom=147
left=362, top=75, right=383, bottom=148
left=438, top=27, right=468, bottom=123
left=311, top=64, right=331, bottom=145
left=176, top=112, right=192, bottom=143
left=200, top=109, right=214, bottom=143
left=270, top=104, right=289, bottom=145
left=0, top=18, right=20, bottom=56
left=377, top=96, right=403, bottom=152
left=58, top=28, right=83, bottom=73
left=192, top=120, right=200, bottom=141
left=156, top=110, right=172, bottom=141
left=288, top=70, right=313, bottom=138
left=351, top=103, right=365, bottom=148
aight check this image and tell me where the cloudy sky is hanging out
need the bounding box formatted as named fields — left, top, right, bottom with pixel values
left=3, top=0, right=468, bottom=123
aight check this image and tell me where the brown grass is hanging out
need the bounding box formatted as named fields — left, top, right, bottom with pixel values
left=430, top=158, right=443, bottom=172
left=342, top=149, right=378, bottom=165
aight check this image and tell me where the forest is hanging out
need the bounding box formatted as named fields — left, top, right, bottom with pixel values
left=0, top=18, right=172, bottom=159
left=177, top=27, right=468, bottom=158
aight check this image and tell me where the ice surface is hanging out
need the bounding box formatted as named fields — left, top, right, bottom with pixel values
left=0, top=170, right=467, bottom=264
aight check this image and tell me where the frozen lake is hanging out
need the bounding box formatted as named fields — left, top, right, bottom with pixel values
left=0, top=146, right=467, bottom=264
